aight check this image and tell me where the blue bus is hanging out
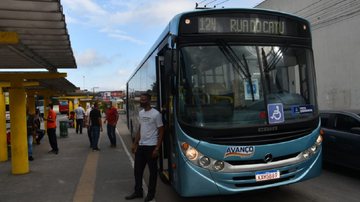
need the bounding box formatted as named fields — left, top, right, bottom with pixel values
left=127, top=8, right=322, bottom=197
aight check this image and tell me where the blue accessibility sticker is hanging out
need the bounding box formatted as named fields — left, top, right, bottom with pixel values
left=268, top=103, right=284, bottom=124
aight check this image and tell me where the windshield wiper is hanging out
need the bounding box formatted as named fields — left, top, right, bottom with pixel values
left=263, top=47, right=288, bottom=72
left=216, top=40, right=256, bottom=101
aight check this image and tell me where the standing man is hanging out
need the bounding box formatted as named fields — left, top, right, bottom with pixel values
left=90, top=103, right=102, bottom=151
left=45, top=103, right=58, bottom=154
left=84, top=104, right=92, bottom=148
left=125, top=93, right=164, bottom=202
left=74, top=104, right=85, bottom=134
left=26, top=110, right=35, bottom=161
left=104, top=102, right=119, bottom=147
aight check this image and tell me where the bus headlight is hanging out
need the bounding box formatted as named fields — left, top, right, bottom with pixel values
left=316, top=133, right=323, bottom=146
left=310, top=145, right=317, bottom=153
left=301, top=134, right=322, bottom=160
left=180, top=141, right=227, bottom=172
left=213, top=161, right=225, bottom=171
left=181, top=142, right=200, bottom=161
left=302, top=150, right=310, bottom=159
left=199, top=156, right=211, bottom=167
left=186, top=147, right=199, bottom=160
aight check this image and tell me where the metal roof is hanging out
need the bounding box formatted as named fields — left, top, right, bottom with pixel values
left=0, top=0, right=78, bottom=94
left=0, top=72, right=78, bottom=94
left=33, top=77, right=78, bottom=94
left=0, top=0, right=77, bottom=71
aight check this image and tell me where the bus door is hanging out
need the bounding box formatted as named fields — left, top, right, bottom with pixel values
left=157, top=52, right=175, bottom=184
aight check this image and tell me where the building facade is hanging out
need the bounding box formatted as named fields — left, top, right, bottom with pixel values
left=256, top=0, right=360, bottom=110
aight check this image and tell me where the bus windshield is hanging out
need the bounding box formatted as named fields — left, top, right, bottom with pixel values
left=178, top=44, right=317, bottom=129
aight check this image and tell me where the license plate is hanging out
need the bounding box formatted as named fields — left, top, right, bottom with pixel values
left=255, top=170, right=280, bottom=182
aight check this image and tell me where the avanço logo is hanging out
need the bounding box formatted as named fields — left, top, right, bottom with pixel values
left=224, top=146, right=255, bottom=158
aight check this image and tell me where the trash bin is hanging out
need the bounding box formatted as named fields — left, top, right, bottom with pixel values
left=59, top=121, right=68, bottom=137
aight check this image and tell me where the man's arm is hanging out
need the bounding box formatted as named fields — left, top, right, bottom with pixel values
left=103, top=112, right=107, bottom=124
left=98, top=111, right=103, bottom=131
left=115, top=109, right=119, bottom=123
left=152, top=126, right=164, bottom=158
left=155, top=126, right=164, bottom=151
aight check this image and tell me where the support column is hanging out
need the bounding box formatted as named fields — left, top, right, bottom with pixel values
left=9, top=80, right=29, bottom=174
left=73, top=99, right=79, bottom=129
left=68, top=100, right=73, bottom=113
left=0, top=87, right=8, bottom=162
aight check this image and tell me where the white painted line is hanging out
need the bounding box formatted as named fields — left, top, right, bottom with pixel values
left=117, top=128, right=134, bottom=166
left=116, top=128, right=155, bottom=201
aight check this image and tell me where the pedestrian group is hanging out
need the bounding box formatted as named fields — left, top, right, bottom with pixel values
left=24, top=96, right=164, bottom=202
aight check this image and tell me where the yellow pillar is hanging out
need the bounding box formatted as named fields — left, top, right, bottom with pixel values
left=73, top=99, right=79, bottom=128
left=0, top=87, right=8, bottom=162
left=69, top=100, right=73, bottom=113
left=9, top=80, right=29, bottom=174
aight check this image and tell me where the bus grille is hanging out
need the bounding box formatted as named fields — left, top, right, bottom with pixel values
left=225, top=152, right=300, bottom=165
left=206, top=128, right=312, bottom=145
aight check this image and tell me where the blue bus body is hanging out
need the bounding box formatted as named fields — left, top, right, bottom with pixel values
left=127, top=8, right=322, bottom=197
left=172, top=119, right=321, bottom=196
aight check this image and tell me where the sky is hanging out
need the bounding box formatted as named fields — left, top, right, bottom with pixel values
left=61, top=0, right=264, bottom=92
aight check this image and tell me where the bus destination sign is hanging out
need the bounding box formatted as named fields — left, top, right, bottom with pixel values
left=198, top=17, right=286, bottom=35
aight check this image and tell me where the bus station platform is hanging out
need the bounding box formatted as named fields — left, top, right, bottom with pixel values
left=0, top=114, right=146, bottom=202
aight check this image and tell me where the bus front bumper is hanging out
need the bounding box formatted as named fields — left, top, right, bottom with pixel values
left=178, top=148, right=322, bottom=197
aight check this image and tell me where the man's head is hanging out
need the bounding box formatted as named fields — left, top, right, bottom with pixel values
left=140, top=93, right=151, bottom=109
left=48, top=103, right=53, bottom=109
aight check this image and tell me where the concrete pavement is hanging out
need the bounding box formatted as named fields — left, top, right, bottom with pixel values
left=0, top=114, right=146, bottom=202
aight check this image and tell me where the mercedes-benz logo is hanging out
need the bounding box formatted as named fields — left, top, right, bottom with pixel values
left=264, top=153, right=273, bottom=163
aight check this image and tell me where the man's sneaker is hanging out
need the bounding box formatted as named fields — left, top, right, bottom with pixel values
left=28, top=156, right=34, bottom=161
left=144, top=194, right=154, bottom=202
left=125, top=192, right=143, bottom=200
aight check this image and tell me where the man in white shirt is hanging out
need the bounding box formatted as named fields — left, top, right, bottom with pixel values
left=125, top=93, right=164, bottom=202
left=74, top=104, right=85, bottom=134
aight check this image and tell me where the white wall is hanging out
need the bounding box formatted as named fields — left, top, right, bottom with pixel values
left=256, top=0, right=360, bottom=110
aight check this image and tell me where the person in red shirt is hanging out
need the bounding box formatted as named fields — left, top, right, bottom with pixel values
left=104, top=103, right=119, bottom=147
left=45, top=103, right=58, bottom=154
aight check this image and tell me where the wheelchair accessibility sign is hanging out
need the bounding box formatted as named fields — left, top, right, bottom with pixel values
left=267, top=103, right=284, bottom=124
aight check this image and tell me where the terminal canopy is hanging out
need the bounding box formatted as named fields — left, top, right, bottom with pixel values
left=0, top=0, right=77, bottom=71
left=0, top=0, right=78, bottom=94
left=0, top=72, right=78, bottom=94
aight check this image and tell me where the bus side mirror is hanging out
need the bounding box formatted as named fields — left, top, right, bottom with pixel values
left=164, top=49, right=178, bottom=95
